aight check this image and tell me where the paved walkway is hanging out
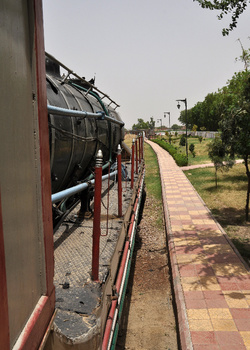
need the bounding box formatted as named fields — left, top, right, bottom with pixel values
left=180, top=159, right=243, bottom=171
left=146, top=140, right=250, bottom=350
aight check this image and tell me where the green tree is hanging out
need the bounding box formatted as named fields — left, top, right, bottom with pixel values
left=149, top=117, right=155, bottom=129
left=193, top=0, right=249, bottom=35
left=132, top=118, right=149, bottom=130
left=172, top=124, right=181, bottom=131
left=207, top=136, right=234, bottom=188
left=178, top=93, right=222, bottom=131
left=235, top=39, right=250, bottom=71
left=219, top=70, right=250, bottom=220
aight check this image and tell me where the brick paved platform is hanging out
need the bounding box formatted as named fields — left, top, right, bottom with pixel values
left=147, top=140, right=250, bottom=350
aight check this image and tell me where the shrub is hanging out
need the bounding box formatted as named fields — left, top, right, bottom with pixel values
left=152, top=139, right=188, bottom=166
left=179, top=134, right=186, bottom=146
left=189, top=143, right=194, bottom=152
left=189, top=143, right=196, bottom=158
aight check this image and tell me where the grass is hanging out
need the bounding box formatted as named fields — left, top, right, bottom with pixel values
left=123, top=134, right=136, bottom=149
left=124, top=135, right=163, bottom=229
left=165, top=136, right=213, bottom=165
left=124, top=134, right=162, bottom=202
left=124, top=134, right=250, bottom=264
left=144, top=143, right=163, bottom=229
left=184, top=164, right=250, bottom=264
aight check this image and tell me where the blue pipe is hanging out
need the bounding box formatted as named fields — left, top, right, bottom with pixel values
left=51, top=170, right=117, bottom=204
left=47, top=105, right=124, bottom=126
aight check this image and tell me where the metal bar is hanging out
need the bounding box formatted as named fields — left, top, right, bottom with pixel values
left=135, top=139, right=138, bottom=174
left=51, top=170, right=117, bottom=204
left=92, top=150, right=103, bottom=281
left=131, top=140, right=135, bottom=189
left=45, top=52, right=120, bottom=108
left=47, top=105, right=124, bottom=126
left=138, top=135, right=141, bottom=164
left=117, top=145, right=122, bottom=217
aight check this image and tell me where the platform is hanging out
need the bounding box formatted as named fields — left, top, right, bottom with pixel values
left=147, top=140, right=250, bottom=350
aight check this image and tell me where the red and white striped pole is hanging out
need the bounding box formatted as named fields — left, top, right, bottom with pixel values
left=131, top=139, right=135, bottom=189
left=117, top=144, right=122, bottom=217
left=92, top=150, right=103, bottom=281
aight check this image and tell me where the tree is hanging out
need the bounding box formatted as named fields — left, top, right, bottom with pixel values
left=149, top=117, right=155, bottom=129
left=193, top=0, right=249, bottom=35
left=172, top=124, right=181, bottom=131
left=219, top=70, right=250, bottom=220
left=132, top=118, right=149, bottom=130
left=178, top=93, right=222, bottom=131
left=192, top=124, right=198, bottom=132
left=207, top=136, right=234, bottom=188
left=235, top=38, right=250, bottom=72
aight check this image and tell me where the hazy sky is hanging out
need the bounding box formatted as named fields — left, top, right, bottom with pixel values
left=42, top=0, right=250, bottom=129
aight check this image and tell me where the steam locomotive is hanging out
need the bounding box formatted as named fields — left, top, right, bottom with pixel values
left=46, top=54, right=125, bottom=228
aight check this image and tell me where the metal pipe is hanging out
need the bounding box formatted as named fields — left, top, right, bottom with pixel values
left=117, top=145, right=122, bottom=218
left=47, top=105, right=124, bottom=127
left=51, top=170, right=117, bottom=204
left=92, top=150, right=103, bottom=281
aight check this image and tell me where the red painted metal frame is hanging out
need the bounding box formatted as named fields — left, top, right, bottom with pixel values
left=131, top=141, right=135, bottom=189
left=102, top=172, right=144, bottom=350
left=92, top=163, right=103, bottom=281
left=135, top=139, right=138, bottom=174
left=140, top=135, right=144, bottom=160
left=0, top=191, right=10, bottom=349
left=15, top=1, right=55, bottom=349
left=117, top=150, right=122, bottom=218
left=138, top=136, right=141, bottom=164
left=35, top=0, right=54, bottom=300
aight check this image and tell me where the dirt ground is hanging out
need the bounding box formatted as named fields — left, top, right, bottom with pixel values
left=115, top=193, right=179, bottom=350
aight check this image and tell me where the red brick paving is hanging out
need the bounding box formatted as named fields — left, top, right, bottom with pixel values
left=146, top=140, right=250, bottom=350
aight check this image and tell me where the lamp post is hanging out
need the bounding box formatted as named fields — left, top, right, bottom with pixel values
left=176, top=98, right=188, bottom=161
left=157, top=119, right=162, bottom=129
left=164, top=112, right=170, bottom=129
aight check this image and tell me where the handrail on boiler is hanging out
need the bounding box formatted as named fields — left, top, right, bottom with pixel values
left=47, top=105, right=124, bottom=127
left=51, top=170, right=117, bottom=204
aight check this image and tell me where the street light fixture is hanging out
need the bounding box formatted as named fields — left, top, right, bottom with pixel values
left=157, top=118, right=162, bottom=129
left=164, top=112, right=170, bottom=129
left=176, top=98, right=188, bottom=161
